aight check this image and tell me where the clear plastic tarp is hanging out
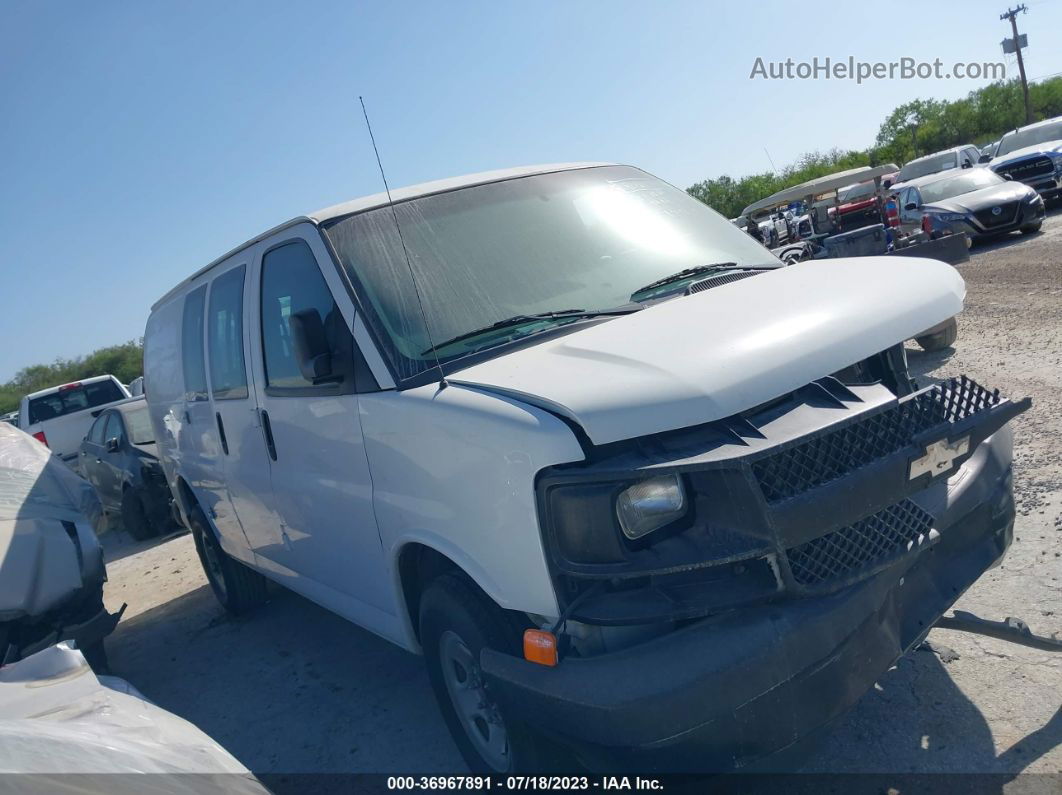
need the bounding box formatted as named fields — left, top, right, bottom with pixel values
left=0, top=643, right=267, bottom=792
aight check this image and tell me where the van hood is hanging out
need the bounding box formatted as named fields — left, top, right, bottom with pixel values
left=450, top=257, right=964, bottom=446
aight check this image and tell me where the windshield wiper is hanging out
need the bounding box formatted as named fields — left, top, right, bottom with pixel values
left=630, top=262, right=750, bottom=297
left=421, top=306, right=640, bottom=356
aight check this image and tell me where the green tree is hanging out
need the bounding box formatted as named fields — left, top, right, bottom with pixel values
left=688, top=76, right=1062, bottom=219
left=0, top=340, right=143, bottom=415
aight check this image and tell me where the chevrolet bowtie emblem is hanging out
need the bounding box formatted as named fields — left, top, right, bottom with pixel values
left=909, top=436, right=970, bottom=480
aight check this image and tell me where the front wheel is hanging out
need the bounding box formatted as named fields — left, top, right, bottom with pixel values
left=420, top=573, right=558, bottom=773
left=1020, top=220, right=1042, bottom=235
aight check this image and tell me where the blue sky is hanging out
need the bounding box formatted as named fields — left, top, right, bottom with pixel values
left=2, top=0, right=1061, bottom=381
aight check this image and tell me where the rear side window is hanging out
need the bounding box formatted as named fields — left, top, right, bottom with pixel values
left=208, top=265, right=249, bottom=400
left=27, top=380, right=124, bottom=424
left=182, top=285, right=208, bottom=401
left=260, top=241, right=348, bottom=391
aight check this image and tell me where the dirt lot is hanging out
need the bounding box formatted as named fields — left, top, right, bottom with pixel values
left=100, top=212, right=1062, bottom=779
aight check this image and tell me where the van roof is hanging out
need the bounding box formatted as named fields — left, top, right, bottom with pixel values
left=152, top=162, right=612, bottom=310
left=23, top=374, right=118, bottom=401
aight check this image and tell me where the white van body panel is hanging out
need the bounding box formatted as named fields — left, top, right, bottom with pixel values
left=450, top=257, right=965, bottom=446
left=144, top=272, right=258, bottom=567
left=243, top=224, right=393, bottom=614
left=357, top=383, right=585, bottom=642
left=145, top=221, right=588, bottom=652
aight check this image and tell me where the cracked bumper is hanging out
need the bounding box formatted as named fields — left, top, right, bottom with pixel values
left=482, top=440, right=1015, bottom=772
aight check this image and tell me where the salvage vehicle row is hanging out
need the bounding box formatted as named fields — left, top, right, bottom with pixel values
left=141, top=162, right=1030, bottom=772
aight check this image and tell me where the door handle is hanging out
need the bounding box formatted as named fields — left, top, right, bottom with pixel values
left=215, top=412, right=229, bottom=455
left=259, top=409, right=277, bottom=461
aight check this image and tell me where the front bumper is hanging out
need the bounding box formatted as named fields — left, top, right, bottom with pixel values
left=483, top=437, right=1016, bottom=772
left=940, top=199, right=1047, bottom=239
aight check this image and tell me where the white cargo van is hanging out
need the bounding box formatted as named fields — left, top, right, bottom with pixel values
left=144, top=163, right=1026, bottom=773
left=18, top=375, right=131, bottom=469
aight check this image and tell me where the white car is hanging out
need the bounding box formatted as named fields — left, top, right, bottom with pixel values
left=18, top=375, right=131, bottom=469
left=895, top=144, right=983, bottom=185
left=145, top=162, right=1025, bottom=773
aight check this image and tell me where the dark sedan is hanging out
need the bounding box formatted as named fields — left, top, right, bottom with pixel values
left=78, top=398, right=175, bottom=540
left=896, top=169, right=1046, bottom=241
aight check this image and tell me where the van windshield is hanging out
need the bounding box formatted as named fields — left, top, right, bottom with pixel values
left=323, top=166, right=780, bottom=380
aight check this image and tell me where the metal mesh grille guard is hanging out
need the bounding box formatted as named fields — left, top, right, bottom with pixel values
left=752, top=376, right=1002, bottom=503
left=786, top=499, right=934, bottom=587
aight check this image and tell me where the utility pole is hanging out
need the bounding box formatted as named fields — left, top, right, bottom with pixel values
left=1000, top=5, right=1033, bottom=125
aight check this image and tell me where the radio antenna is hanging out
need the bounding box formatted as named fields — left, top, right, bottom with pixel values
left=358, top=96, right=447, bottom=389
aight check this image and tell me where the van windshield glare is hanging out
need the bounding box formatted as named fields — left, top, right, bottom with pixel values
left=323, top=166, right=780, bottom=380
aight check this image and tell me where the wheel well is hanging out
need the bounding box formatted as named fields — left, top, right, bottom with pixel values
left=174, top=477, right=206, bottom=531
left=398, top=544, right=458, bottom=642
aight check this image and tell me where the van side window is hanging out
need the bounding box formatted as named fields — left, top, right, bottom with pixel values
left=260, top=241, right=352, bottom=391
left=181, top=285, right=208, bottom=401
left=208, top=265, right=249, bottom=400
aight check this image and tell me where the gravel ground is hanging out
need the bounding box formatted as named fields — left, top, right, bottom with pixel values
left=99, top=211, right=1062, bottom=781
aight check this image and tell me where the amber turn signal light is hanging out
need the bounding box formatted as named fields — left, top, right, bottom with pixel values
left=523, top=629, right=558, bottom=666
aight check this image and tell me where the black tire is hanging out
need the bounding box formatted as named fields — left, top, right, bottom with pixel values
left=916, top=317, right=958, bottom=352
left=420, top=573, right=559, bottom=773
left=1020, top=221, right=1042, bottom=235
left=121, top=489, right=156, bottom=541
left=189, top=508, right=268, bottom=614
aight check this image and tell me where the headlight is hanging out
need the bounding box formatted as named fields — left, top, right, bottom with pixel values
left=935, top=212, right=967, bottom=223
left=615, top=474, right=686, bottom=540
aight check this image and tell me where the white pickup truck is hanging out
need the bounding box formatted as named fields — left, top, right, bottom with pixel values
left=18, top=375, right=131, bottom=470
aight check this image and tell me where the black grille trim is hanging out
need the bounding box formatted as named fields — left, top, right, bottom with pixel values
left=752, top=376, right=1001, bottom=503
left=786, top=499, right=934, bottom=587
left=974, top=202, right=1020, bottom=228
left=996, top=156, right=1054, bottom=181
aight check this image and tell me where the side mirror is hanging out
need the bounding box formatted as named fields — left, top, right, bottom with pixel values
left=978, top=154, right=992, bottom=164
left=904, top=202, right=918, bottom=211
left=882, top=179, right=893, bottom=189
left=106, top=437, right=120, bottom=452
left=961, top=160, right=972, bottom=169
left=291, top=309, right=342, bottom=385
left=1001, top=173, right=1013, bottom=181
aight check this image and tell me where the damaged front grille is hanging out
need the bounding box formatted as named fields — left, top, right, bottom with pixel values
left=753, top=376, right=1002, bottom=503
left=786, top=499, right=934, bottom=587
